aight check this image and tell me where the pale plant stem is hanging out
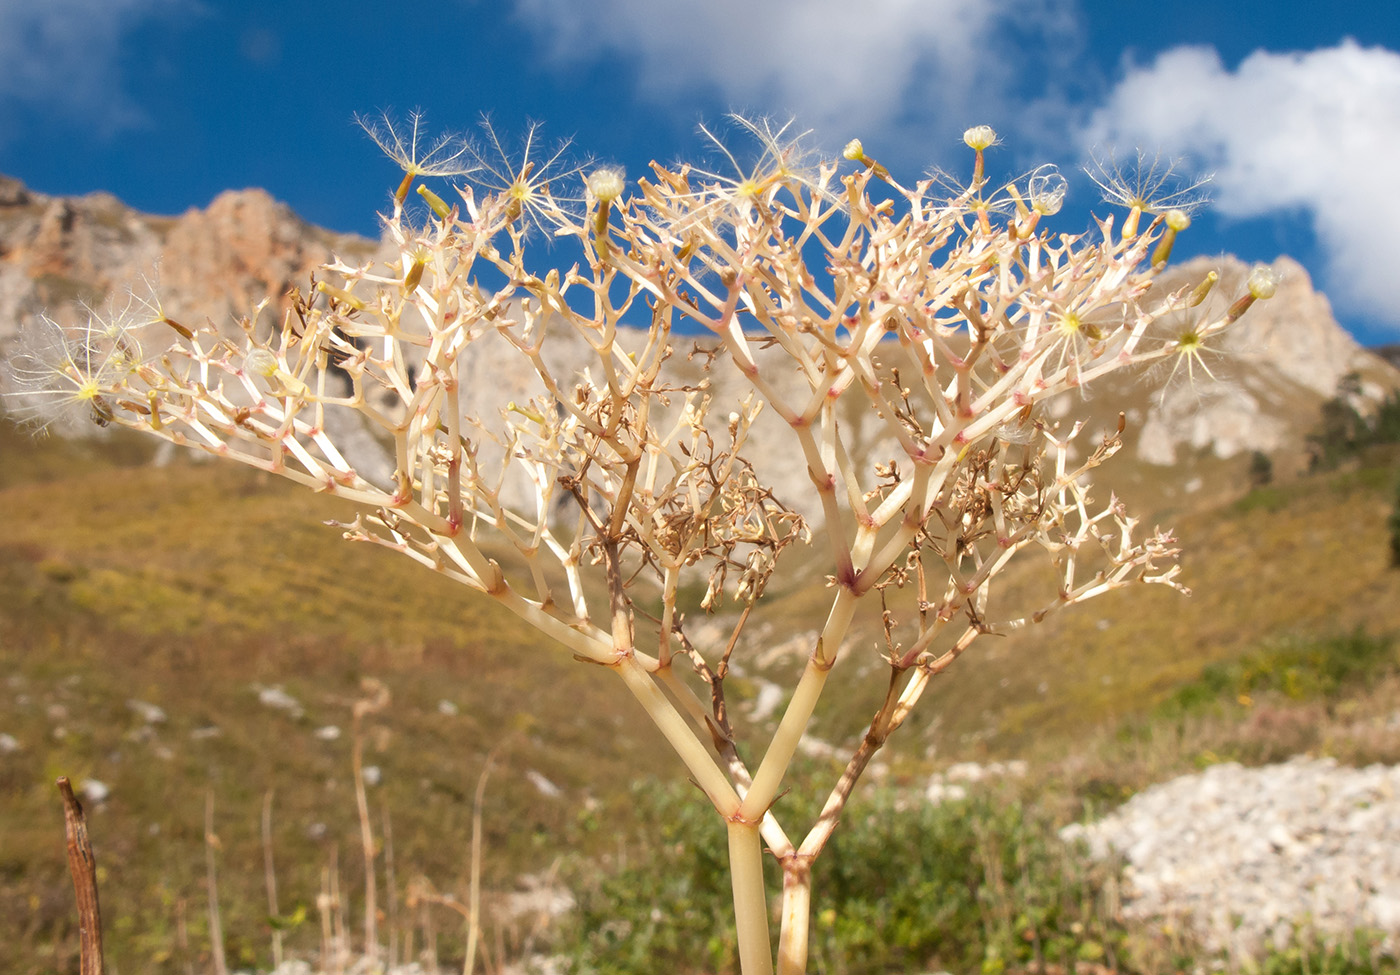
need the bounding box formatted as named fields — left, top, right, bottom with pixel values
left=830, top=418, right=871, bottom=523
left=382, top=804, right=399, bottom=968
left=728, top=819, right=775, bottom=975
left=490, top=579, right=744, bottom=806
left=782, top=418, right=854, bottom=580
left=445, top=377, right=464, bottom=531
left=657, top=564, right=680, bottom=667
left=653, top=665, right=724, bottom=744
left=375, top=545, right=619, bottom=667
left=421, top=889, right=438, bottom=975
left=740, top=586, right=857, bottom=819
left=317, top=865, right=334, bottom=975
left=654, top=640, right=797, bottom=857
left=139, top=424, right=391, bottom=505
left=464, top=754, right=494, bottom=975
left=491, top=586, right=612, bottom=662
left=775, top=858, right=813, bottom=975
left=773, top=659, right=945, bottom=971
left=613, top=654, right=741, bottom=813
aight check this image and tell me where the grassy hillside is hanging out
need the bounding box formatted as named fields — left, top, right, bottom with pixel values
left=2, top=424, right=1399, bottom=973
left=0, top=427, right=678, bottom=974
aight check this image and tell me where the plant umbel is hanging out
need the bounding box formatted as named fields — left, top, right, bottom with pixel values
left=4, top=116, right=1278, bottom=975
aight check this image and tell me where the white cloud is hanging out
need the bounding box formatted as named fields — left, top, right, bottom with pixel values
left=0, top=0, right=195, bottom=135
left=512, top=0, right=1078, bottom=164
left=1082, top=40, right=1400, bottom=330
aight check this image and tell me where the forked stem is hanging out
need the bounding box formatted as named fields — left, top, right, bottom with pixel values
left=727, top=819, right=774, bottom=975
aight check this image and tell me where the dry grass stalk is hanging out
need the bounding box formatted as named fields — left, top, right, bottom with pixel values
left=262, top=789, right=284, bottom=971
left=204, top=789, right=228, bottom=975
left=382, top=802, right=400, bottom=968
left=350, top=677, right=390, bottom=961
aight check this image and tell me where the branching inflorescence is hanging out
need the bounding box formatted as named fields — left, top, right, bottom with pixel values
left=3, top=116, right=1279, bottom=975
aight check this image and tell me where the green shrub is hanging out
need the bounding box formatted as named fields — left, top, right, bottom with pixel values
left=558, top=773, right=1400, bottom=975
left=1307, top=372, right=1400, bottom=472
left=1249, top=451, right=1275, bottom=488
left=1390, top=474, right=1400, bottom=569
left=559, top=778, right=1128, bottom=975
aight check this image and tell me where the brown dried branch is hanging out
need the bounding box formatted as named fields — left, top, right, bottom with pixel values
left=57, top=777, right=104, bottom=975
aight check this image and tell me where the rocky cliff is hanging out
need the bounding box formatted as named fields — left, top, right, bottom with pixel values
left=0, top=173, right=381, bottom=343
left=1133, top=255, right=1396, bottom=466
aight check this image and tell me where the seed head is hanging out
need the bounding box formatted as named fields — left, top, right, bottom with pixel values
left=1026, top=165, right=1067, bottom=215
left=468, top=118, right=586, bottom=234
left=1087, top=149, right=1210, bottom=215
left=2, top=311, right=147, bottom=432
left=243, top=348, right=279, bottom=377
left=356, top=110, right=477, bottom=204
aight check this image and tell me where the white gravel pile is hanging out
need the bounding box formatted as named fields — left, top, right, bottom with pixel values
left=1063, top=756, right=1400, bottom=958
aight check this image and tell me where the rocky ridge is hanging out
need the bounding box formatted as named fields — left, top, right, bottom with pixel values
left=2, top=173, right=1397, bottom=495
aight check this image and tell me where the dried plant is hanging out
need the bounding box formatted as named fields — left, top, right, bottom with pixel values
left=3, top=116, right=1280, bottom=975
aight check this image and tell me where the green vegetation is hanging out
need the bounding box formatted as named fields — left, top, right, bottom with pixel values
left=1159, top=630, right=1397, bottom=716
left=1307, top=373, right=1400, bottom=471
left=1248, top=449, right=1274, bottom=488
left=559, top=628, right=1400, bottom=975
left=558, top=769, right=1400, bottom=975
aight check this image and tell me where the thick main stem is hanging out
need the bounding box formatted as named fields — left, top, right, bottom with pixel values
left=727, top=819, right=774, bottom=975
left=776, top=857, right=812, bottom=975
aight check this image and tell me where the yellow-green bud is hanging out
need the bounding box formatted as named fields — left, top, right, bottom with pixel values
left=316, top=281, right=366, bottom=310
left=841, top=138, right=889, bottom=180
left=416, top=184, right=452, bottom=219
left=1248, top=265, right=1281, bottom=299
left=1152, top=209, right=1192, bottom=266
left=1165, top=209, right=1191, bottom=232
left=403, top=253, right=427, bottom=293
left=243, top=348, right=279, bottom=377
left=1187, top=271, right=1219, bottom=307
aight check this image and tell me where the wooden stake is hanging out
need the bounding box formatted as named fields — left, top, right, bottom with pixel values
left=57, top=777, right=104, bottom=975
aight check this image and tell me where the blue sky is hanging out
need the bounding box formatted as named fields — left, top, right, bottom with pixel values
left=2, top=0, right=1399, bottom=346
